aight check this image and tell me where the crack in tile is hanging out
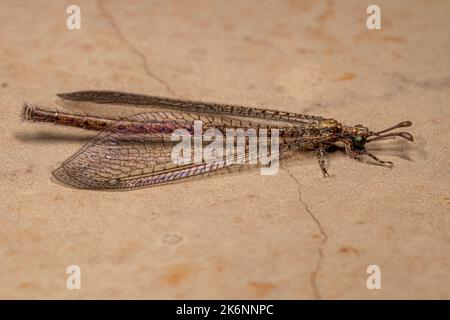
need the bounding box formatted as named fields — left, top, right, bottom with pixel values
left=96, top=0, right=179, bottom=97
left=282, top=165, right=328, bottom=300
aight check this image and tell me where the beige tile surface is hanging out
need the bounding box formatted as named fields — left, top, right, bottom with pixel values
left=0, top=0, right=449, bottom=299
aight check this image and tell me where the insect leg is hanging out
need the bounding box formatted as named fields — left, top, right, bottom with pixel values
left=348, top=147, right=394, bottom=169
left=364, top=151, right=394, bottom=168
left=315, top=148, right=330, bottom=177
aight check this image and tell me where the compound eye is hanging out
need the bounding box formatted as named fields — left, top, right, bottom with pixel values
left=353, top=135, right=365, bottom=149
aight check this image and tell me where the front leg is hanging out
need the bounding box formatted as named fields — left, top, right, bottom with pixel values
left=364, top=151, right=394, bottom=168
left=315, top=147, right=330, bottom=177
left=345, top=145, right=394, bottom=168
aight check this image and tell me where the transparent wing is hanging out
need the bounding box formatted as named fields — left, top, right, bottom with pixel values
left=53, top=112, right=284, bottom=190
left=57, top=90, right=326, bottom=123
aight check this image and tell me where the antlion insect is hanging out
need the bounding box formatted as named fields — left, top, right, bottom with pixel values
left=22, top=91, right=414, bottom=190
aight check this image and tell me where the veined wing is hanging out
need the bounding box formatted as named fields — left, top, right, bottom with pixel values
left=57, top=90, right=326, bottom=124
left=53, top=112, right=285, bottom=190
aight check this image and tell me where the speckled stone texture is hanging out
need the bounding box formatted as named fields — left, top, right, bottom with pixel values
left=0, top=0, right=449, bottom=299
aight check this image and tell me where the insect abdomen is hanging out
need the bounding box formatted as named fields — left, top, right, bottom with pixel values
left=22, top=103, right=116, bottom=131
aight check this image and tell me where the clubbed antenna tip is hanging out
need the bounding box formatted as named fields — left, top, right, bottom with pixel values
left=367, top=120, right=414, bottom=143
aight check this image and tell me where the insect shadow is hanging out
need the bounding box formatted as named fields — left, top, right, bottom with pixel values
left=15, top=131, right=94, bottom=143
